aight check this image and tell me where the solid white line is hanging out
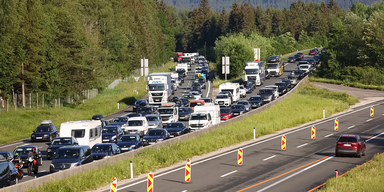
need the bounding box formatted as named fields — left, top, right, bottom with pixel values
left=20, top=144, right=28, bottom=146
left=0, top=142, right=24, bottom=149
left=366, top=119, right=372, bottom=122
left=41, top=170, right=46, bottom=172
left=263, top=155, right=276, bottom=161
left=181, top=190, right=187, bottom=192
left=220, top=170, right=238, bottom=178
left=117, top=100, right=384, bottom=191
left=206, top=80, right=211, bottom=97
left=366, top=131, right=384, bottom=142
left=324, top=134, right=333, bottom=138
left=296, top=143, right=308, bottom=148
left=347, top=125, right=355, bottom=129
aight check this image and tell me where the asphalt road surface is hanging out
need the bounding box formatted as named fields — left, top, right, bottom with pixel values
left=108, top=100, right=384, bottom=192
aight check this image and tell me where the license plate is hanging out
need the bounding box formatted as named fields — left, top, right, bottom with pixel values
left=234, top=113, right=239, bottom=115
left=149, top=142, right=156, bottom=145
left=121, top=148, right=128, bottom=150
left=103, top=139, right=109, bottom=142
left=36, top=137, right=42, bottom=139
left=155, top=99, right=160, bottom=102
left=343, top=144, right=351, bottom=146
left=129, top=132, right=136, bottom=134
left=170, top=135, right=175, bottom=138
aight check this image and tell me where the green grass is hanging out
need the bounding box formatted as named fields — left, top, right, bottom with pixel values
left=309, top=77, right=384, bottom=91
left=318, top=153, right=384, bottom=192
left=0, top=62, right=176, bottom=145
left=27, top=83, right=358, bottom=192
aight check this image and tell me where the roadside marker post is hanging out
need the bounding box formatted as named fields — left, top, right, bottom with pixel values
left=311, top=126, right=316, bottom=140
left=110, top=177, right=117, bottom=192
left=334, top=118, right=339, bottom=131
left=130, top=161, right=133, bottom=179
left=370, top=106, right=374, bottom=117
left=323, top=108, right=325, bottom=119
left=253, top=127, right=256, bottom=140
left=335, top=170, right=338, bottom=178
left=281, top=136, right=286, bottom=150
left=185, top=159, right=191, bottom=183
left=237, top=148, right=243, bottom=166
left=147, top=173, right=153, bottom=192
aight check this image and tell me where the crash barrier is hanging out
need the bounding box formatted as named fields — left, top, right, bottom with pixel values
left=1, top=59, right=311, bottom=192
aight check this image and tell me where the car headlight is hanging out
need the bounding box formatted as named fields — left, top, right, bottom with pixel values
left=111, top=135, right=117, bottom=139
left=130, top=145, right=136, bottom=148
left=47, top=149, right=52, bottom=152
left=50, top=164, right=55, bottom=168
left=143, top=139, right=146, bottom=141
left=44, top=134, right=48, bottom=137
left=70, top=163, right=78, bottom=168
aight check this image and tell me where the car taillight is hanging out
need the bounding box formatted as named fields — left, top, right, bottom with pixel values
left=337, top=142, right=343, bottom=144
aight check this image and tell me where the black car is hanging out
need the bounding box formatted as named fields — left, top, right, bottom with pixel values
left=231, top=105, right=246, bottom=116
left=117, top=135, right=143, bottom=152
left=0, top=160, right=20, bottom=187
left=91, top=143, right=120, bottom=160
left=0, top=152, right=14, bottom=161
left=50, top=146, right=93, bottom=173
left=13, top=146, right=42, bottom=168
left=275, top=82, right=287, bottom=95
left=47, top=137, right=79, bottom=160
left=248, top=96, right=263, bottom=108
left=268, top=55, right=281, bottom=63
left=258, top=88, right=274, bottom=103
left=137, top=106, right=158, bottom=115
left=31, top=120, right=58, bottom=142
left=102, top=125, right=124, bottom=143
left=198, top=77, right=207, bottom=89
left=313, top=55, right=320, bottom=64
left=133, top=100, right=148, bottom=112
left=170, top=96, right=180, bottom=103
left=294, top=54, right=302, bottom=61
left=287, top=56, right=296, bottom=63
left=92, top=114, right=107, bottom=128
left=243, top=81, right=256, bottom=90
left=178, top=107, right=193, bottom=121
left=307, top=59, right=315, bottom=67
left=282, top=78, right=292, bottom=88
left=179, top=98, right=190, bottom=107
left=143, top=129, right=170, bottom=146
left=265, top=70, right=270, bottom=79
left=164, top=122, right=189, bottom=137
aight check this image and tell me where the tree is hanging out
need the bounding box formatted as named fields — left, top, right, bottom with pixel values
left=240, top=2, right=255, bottom=36
left=228, top=1, right=243, bottom=34
left=218, top=7, right=229, bottom=36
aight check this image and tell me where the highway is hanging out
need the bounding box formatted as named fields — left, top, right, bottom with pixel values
left=109, top=100, right=384, bottom=192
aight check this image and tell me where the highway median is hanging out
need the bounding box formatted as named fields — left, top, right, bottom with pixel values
left=25, top=83, right=357, bottom=192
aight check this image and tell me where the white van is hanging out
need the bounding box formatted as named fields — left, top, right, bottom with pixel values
left=59, top=120, right=102, bottom=148
left=188, top=112, right=213, bottom=131
left=219, top=83, right=240, bottom=103
left=194, top=105, right=221, bottom=125
left=299, top=64, right=310, bottom=73
left=125, top=117, right=149, bottom=136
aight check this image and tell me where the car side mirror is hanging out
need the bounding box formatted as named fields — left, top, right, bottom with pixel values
left=74, top=142, right=78, bottom=145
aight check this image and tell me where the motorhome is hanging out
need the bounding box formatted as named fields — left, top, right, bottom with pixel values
left=244, top=61, right=265, bottom=86
left=194, top=105, right=221, bottom=125
left=59, top=120, right=102, bottom=147
left=219, top=83, right=240, bottom=103
left=147, top=73, right=173, bottom=105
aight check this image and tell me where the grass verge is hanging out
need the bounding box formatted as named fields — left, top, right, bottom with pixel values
left=0, top=62, right=176, bottom=145
left=309, top=76, right=384, bottom=91
left=27, top=83, right=358, bottom=192
left=317, top=152, right=384, bottom=192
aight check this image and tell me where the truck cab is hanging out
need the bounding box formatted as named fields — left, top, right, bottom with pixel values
left=266, top=62, right=283, bottom=77
left=147, top=73, right=173, bottom=105
left=158, top=103, right=179, bottom=126
left=244, top=61, right=265, bottom=86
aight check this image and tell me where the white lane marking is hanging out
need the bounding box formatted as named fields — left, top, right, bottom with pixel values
left=366, top=119, right=373, bottom=122
left=347, top=125, right=355, bottom=129
left=263, top=155, right=276, bottom=161
left=41, top=170, right=46, bottom=172
left=181, top=190, right=187, bottom=192
left=117, top=101, right=384, bottom=191
left=38, top=146, right=43, bottom=148
left=296, top=143, right=308, bottom=148
left=20, top=144, right=28, bottom=146
left=206, top=80, right=211, bottom=97
left=220, top=170, right=238, bottom=178
left=324, top=134, right=333, bottom=138
left=256, top=131, right=384, bottom=192
left=0, top=142, right=24, bottom=149
left=382, top=114, right=384, bottom=116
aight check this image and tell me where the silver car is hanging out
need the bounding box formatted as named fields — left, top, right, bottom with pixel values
left=145, top=114, right=163, bottom=129
left=236, top=100, right=251, bottom=112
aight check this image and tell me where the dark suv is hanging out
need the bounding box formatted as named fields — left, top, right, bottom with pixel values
left=50, top=146, right=93, bottom=173
left=31, top=120, right=58, bottom=142
left=335, top=134, right=366, bottom=157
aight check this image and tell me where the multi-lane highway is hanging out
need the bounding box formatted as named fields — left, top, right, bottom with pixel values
left=108, top=100, right=384, bottom=192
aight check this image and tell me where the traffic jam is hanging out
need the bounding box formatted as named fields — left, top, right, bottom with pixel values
left=0, top=49, right=323, bottom=188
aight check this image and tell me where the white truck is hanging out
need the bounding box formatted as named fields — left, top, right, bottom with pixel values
left=183, top=53, right=195, bottom=63
left=194, top=104, right=221, bottom=125
left=219, top=83, right=240, bottom=103
left=170, top=72, right=181, bottom=85
left=59, top=120, right=102, bottom=147
left=158, top=103, right=179, bottom=126
left=147, top=73, right=173, bottom=105
left=188, top=112, right=213, bottom=131
left=175, top=63, right=188, bottom=76
left=244, top=61, right=265, bottom=86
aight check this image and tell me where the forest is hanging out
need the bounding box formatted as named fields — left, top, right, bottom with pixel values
left=0, top=0, right=382, bottom=100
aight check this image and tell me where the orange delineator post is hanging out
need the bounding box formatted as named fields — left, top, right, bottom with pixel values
left=185, top=159, right=191, bottom=182
left=147, top=173, right=153, bottom=192
left=238, top=148, right=243, bottom=165
left=281, top=136, right=286, bottom=150
left=311, top=126, right=316, bottom=139
left=334, top=118, right=339, bottom=131
left=370, top=106, right=374, bottom=117
left=110, top=177, right=117, bottom=192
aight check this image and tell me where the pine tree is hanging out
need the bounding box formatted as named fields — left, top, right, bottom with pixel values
left=228, top=1, right=243, bottom=34
left=218, top=7, right=229, bottom=36
left=241, top=2, right=255, bottom=36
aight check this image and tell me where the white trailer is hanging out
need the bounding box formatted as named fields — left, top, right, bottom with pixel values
left=175, top=63, right=188, bottom=76
left=147, top=73, right=173, bottom=105
left=59, top=120, right=102, bottom=147
left=194, top=105, right=221, bottom=125
left=219, top=83, right=240, bottom=103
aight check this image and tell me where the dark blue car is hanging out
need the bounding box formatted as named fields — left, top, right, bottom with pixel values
left=248, top=96, right=263, bottom=108
left=50, top=146, right=92, bottom=173
left=133, top=100, right=148, bottom=112
left=31, top=120, right=58, bottom=142
left=91, top=143, right=120, bottom=160
left=117, top=135, right=143, bottom=152
left=47, top=137, right=79, bottom=160
left=179, top=98, right=190, bottom=107
left=231, top=104, right=246, bottom=116
left=102, top=125, right=124, bottom=143
left=178, top=107, right=192, bottom=121
left=143, top=129, right=170, bottom=146
left=164, top=122, right=189, bottom=137
left=110, top=116, right=129, bottom=129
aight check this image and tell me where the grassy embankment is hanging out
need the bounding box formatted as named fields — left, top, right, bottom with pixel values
left=0, top=62, right=176, bottom=145
left=318, top=153, right=384, bottom=192
left=309, top=76, right=384, bottom=91
left=27, top=83, right=358, bottom=192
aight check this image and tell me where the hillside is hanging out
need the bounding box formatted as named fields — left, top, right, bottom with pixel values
left=164, top=0, right=380, bottom=11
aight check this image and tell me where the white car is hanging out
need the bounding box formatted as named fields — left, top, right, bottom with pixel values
left=264, top=85, right=279, bottom=100
left=299, top=64, right=310, bottom=73
left=239, top=85, right=247, bottom=98
left=214, top=94, right=231, bottom=107
left=190, top=91, right=202, bottom=100
left=188, top=113, right=212, bottom=131
left=125, top=117, right=149, bottom=137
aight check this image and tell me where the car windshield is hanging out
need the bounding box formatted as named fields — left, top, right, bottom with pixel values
left=54, top=149, right=80, bottom=159
left=35, top=126, right=52, bottom=132
left=128, top=120, right=143, bottom=126
left=268, top=64, right=279, bottom=69
left=102, top=127, right=118, bottom=134
left=338, top=137, right=358, bottom=142
left=190, top=114, right=207, bottom=120
left=190, top=92, right=200, bottom=95
left=190, top=102, right=202, bottom=107
left=220, top=108, right=230, bottom=113
left=237, top=102, right=248, bottom=105
left=119, top=136, right=137, bottom=142
left=113, top=117, right=127, bottom=123
left=259, top=89, right=272, bottom=94
left=146, top=116, right=159, bottom=121
left=250, top=97, right=261, bottom=101
left=52, top=138, right=73, bottom=145
left=135, top=100, right=145, bottom=105
left=92, top=145, right=112, bottom=153
left=146, top=130, right=165, bottom=136
left=127, top=114, right=141, bottom=118
left=166, top=123, right=184, bottom=128
left=158, top=108, right=174, bottom=114
left=245, top=69, right=258, bottom=74
left=138, top=108, right=152, bottom=113
left=178, top=108, right=190, bottom=113
left=231, top=105, right=244, bottom=109
left=14, top=147, right=33, bottom=155
left=148, top=84, right=165, bottom=91
left=216, top=95, right=228, bottom=99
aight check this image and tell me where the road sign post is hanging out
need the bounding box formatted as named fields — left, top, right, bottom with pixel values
left=141, top=58, right=149, bottom=81
left=222, top=56, right=230, bottom=81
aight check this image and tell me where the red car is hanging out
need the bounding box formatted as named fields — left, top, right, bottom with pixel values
left=297, top=52, right=304, bottom=58
left=335, top=134, right=366, bottom=157
left=309, top=50, right=316, bottom=55
left=220, top=108, right=233, bottom=120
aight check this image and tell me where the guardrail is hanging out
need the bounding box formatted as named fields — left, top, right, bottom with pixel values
left=1, top=50, right=314, bottom=192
